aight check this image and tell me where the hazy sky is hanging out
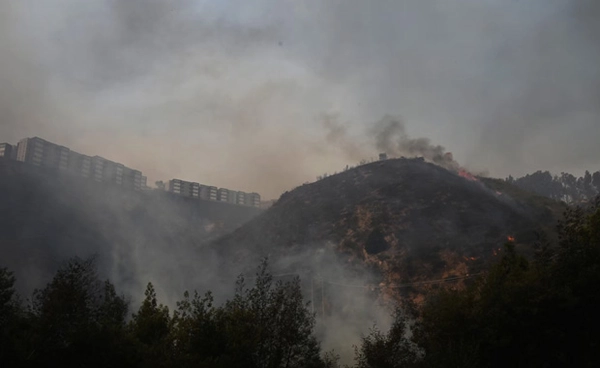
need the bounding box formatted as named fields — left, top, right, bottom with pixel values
left=1, top=0, right=599, bottom=198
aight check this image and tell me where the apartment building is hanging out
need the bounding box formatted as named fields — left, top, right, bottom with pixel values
left=234, top=191, right=261, bottom=207
left=8, top=137, right=261, bottom=202
left=246, top=192, right=261, bottom=207
left=226, top=190, right=238, bottom=204
left=200, top=185, right=218, bottom=201
left=236, top=191, right=247, bottom=206
left=169, top=179, right=200, bottom=198
left=11, top=137, right=144, bottom=191
left=16, top=137, right=69, bottom=171
left=68, top=151, right=92, bottom=178
left=0, top=143, right=15, bottom=159
left=122, top=168, right=143, bottom=191
left=100, top=158, right=125, bottom=185
left=217, top=188, right=229, bottom=202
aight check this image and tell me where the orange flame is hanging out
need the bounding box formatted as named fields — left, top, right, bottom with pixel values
left=507, top=236, right=515, bottom=242
left=458, top=169, right=478, bottom=182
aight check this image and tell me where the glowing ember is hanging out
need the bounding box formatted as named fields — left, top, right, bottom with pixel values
left=458, top=169, right=478, bottom=182
left=507, top=236, right=515, bottom=242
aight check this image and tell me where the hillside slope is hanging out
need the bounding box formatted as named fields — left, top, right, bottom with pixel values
left=0, top=159, right=262, bottom=300
left=213, top=158, right=566, bottom=294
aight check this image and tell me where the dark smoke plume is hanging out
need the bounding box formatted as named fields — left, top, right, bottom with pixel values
left=371, top=115, right=458, bottom=171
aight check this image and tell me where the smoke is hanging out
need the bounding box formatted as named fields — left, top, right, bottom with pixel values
left=2, top=0, right=599, bottom=198
left=5, top=1, right=598, bottom=362
left=371, top=115, right=458, bottom=171
left=243, top=245, right=394, bottom=366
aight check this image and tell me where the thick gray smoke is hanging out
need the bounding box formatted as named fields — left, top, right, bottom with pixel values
left=2, top=0, right=599, bottom=198
left=1, top=1, right=599, bottom=360
left=372, top=115, right=458, bottom=171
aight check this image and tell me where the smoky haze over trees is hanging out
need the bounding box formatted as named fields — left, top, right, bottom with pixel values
left=509, top=170, right=600, bottom=204
left=1, top=0, right=599, bottom=198
left=2, top=199, right=600, bottom=367
left=2, top=0, right=600, bottom=366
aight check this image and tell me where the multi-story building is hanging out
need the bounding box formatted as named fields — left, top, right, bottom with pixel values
left=167, top=183, right=261, bottom=207
left=217, top=188, right=229, bottom=202
left=168, top=179, right=182, bottom=194
left=68, top=151, right=92, bottom=178
left=236, top=191, right=247, bottom=206
left=101, top=159, right=125, bottom=186
left=90, top=156, right=107, bottom=183
left=246, top=192, right=261, bottom=207
left=195, top=184, right=216, bottom=201
left=0, top=143, right=15, bottom=159
left=16, top=137, right=70, bottom=171
left=233, top=191, right=261, bottom=207
left=206, top=186, right=218, bottom=201
left=168, top=179, right=199, bottom=198
left=125, top=169, right=142, bottom=191
left=169, top=180, right=237, bottom=203
left=13, top=137, right=144, bottom=191
left=226, top=190, right=238, bottom=204
left=85, top=155, right=142, bottom=190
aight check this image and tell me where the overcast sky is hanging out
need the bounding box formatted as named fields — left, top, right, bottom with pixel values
left=1, top=0, right=599, bottom=198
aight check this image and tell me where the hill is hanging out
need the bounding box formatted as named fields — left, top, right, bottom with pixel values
left=213, top=158, right=566, bottom=298
left=0, top=159, right=262, bottom=301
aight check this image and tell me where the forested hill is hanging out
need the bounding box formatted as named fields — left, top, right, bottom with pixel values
left=212, top=158, right=567, bottom=297
left=508, top=169, right=600, bottom=204
left=0, top=159, right=262, bottom=300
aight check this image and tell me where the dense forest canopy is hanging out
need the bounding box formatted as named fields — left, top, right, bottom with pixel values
left=2, top=198, right=600, bottom=367
left=508, top=169, right=600, bottom=204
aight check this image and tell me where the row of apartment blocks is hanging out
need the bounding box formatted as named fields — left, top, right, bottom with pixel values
left=0, top=138, right=146, bottom=191
left=168, top=179, right=261, bottom=207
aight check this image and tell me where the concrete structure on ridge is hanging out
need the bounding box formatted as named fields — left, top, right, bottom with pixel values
left=168, top=178, right=261, bottom=207
left=0, top=143, right=16, bottom=160
left=5, top=137, right=144, bottom=191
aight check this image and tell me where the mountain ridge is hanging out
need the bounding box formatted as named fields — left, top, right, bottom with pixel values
left=212, top=158, right=566, bottom=298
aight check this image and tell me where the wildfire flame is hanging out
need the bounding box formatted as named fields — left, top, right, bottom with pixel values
left=458, top=168, right=478, bottom=182
left=507, top=236, right=515, bottom=242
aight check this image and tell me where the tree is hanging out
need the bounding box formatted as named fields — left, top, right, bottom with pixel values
left=0, top=267, right=22, bottom=365
left=353, top=309, right=419, bottom=368
left=407, top=198, right=600, bottom=367
left=0, top=267, right=16, bottom=326
left=583, top=170, right=595, bottom=199
left=169, top=259, right=326, bottom=368
left=171, top=290, right=225, bottom=367
left=592, top=171, right=600, bottom=193
left=217, top=259, right=323, bottom=368
left=29, top=257, right=131, bottom=367
left=129, top=282, right=173, bottom=367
